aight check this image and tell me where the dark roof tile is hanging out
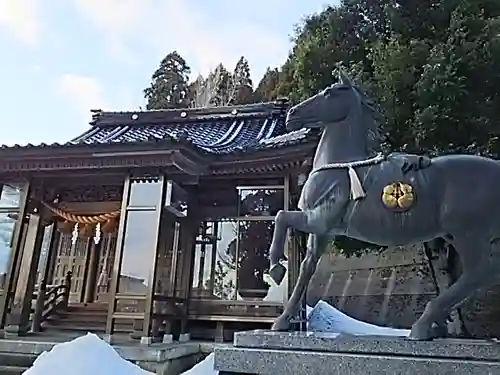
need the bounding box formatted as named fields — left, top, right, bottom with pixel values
left=2, top=100, right=317, bottom=154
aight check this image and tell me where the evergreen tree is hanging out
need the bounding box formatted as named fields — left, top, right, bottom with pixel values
left=254, top=67, right=280, bottom=102
left=412, top=0, right=500, bottom=156
left=188, top=58, right=256, bottom=107
left=188, top=64, right=233, bottom=108
left=271, top=0, right=500, bottom=257
left=208, top=64, right=233, bottom=106
left=187, top=74, right=208, bottom=108
left=229, top=56, right=254, bottom=105
left=143, top=51, right=191, bottom=110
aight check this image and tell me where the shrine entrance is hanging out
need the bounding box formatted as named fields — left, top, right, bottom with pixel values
left=43, top=196, right=121, bottom=305
left=49, top=231, right=118, bottom=303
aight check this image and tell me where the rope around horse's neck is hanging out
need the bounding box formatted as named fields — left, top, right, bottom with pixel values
left=312, top=152, right=385, bottom=173
left=309, top=152, right=385, bottom=200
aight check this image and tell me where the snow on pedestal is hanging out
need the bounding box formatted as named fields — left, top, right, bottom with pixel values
left=307, top=300, right=410, bottom=337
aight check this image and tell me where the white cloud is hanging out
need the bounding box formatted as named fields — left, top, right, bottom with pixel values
left=0, top=0, right=42, bottom=47
left=71, top=0, right=289, bottom=79
left=72, top=0, right=145, bottom=61
left=57, top=73, right=107, bottom=118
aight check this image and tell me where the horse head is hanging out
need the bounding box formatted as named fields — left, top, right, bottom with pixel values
left=285, top=69, right=358, bottom=131
left=286, top=69, right=384, bottom=159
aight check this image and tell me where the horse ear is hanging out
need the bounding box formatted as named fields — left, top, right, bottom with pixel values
left=337, top=69, right=353, bottom=87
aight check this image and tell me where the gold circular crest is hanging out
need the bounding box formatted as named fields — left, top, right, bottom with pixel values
left=382, top=182, right=415, bottom=210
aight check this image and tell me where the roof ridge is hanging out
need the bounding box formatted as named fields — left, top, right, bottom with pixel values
left=90, top=100, right=289, bottom=127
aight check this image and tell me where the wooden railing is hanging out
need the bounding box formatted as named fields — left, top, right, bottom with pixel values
left=32, top=271, right=72, bottom=332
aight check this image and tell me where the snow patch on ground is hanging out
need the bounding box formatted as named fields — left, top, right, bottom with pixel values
left=24, top=333, right=153, bottom=375
left=181, top=353, right=216, bottom=375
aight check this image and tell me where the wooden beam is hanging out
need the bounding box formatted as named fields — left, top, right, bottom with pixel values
left=56, top=201, right=121, bottom=214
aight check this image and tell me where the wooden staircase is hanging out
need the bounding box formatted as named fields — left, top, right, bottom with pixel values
left=42, top=302, right=134, bottom=334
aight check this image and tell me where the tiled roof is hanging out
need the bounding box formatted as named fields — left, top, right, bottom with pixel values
left=0, top=101, right=317, bottom=154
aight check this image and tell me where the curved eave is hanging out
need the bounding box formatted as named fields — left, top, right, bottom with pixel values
left=0, top=132, right=318, bottom=176
left=210, top=140, right=316, bottom=176
left=0, top=141, right=210, bottom=176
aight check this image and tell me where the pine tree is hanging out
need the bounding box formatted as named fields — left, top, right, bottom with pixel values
left=143, top=51, right=191, bottom=110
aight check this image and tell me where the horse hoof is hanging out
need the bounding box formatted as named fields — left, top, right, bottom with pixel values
left=271, top=315, right=292, bottom=331
left=269, top=263, right=286, bottom=285
left=409, top=323, right=447, bottom=341
left=431, top=323, right=449, bottom=338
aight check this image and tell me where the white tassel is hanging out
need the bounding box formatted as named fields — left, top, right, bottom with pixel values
left=348, top=166, right=366, bottom=200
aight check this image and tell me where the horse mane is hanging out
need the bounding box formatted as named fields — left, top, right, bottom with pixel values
left=352, top=85, right=386, bottom=154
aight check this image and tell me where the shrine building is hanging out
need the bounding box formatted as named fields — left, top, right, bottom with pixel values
left=0, top=100, right=318, bottom=342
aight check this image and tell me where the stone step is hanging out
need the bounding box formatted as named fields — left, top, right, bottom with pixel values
left=0, top=353, right=36, bottom=375
left=0, top=365, right=29, bottom=375
left=0, top=353, right=36, bottom=367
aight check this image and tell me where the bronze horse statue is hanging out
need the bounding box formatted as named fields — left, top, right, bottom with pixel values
left=268, top=69, right=500, bottom=340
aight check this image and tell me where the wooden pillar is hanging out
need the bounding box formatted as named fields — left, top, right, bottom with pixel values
left=150, top=214, right=175, bottom=339
left=36, top=223, right=57, bottom=286
left=4, top=211, right=45, bottom=336
left=178, top=199, right=201, bottom=334
left=45, top=230, right=60, bottom=285
left=84, top=241, right=100, bottom=303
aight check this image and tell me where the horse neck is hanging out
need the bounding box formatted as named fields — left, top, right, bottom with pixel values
left=312, top=122, right=370, bottom=168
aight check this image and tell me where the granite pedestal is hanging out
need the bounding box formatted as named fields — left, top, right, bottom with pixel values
left=214, top=330, right=500, bottom=375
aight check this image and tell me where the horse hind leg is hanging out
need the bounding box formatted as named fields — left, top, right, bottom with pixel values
left=271, top=234, right=327, bottom=331
left=410, top=235, right=500, bottom=340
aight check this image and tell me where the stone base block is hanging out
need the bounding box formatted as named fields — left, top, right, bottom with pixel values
left=162, top=334, right=174, bottom=344
left=140, top=337, right=153, bottom=346
left=3, top=324, right=29, bottom=338
left=178, top=333, right=190, bottom=342
left=214, top=330, right=500, bottom=375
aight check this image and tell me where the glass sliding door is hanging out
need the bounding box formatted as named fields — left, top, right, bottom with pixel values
left=106, top=177, right=164, bottom=338
left=189, top=181, right=290, bottom=319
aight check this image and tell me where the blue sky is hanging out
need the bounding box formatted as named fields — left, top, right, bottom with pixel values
left=0, top=0, right=332, bottom=147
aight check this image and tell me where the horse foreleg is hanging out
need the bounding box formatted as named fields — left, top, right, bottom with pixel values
left=271, top=234, right=327, bottom=331
left=269, top=210, right=308, bottom=284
